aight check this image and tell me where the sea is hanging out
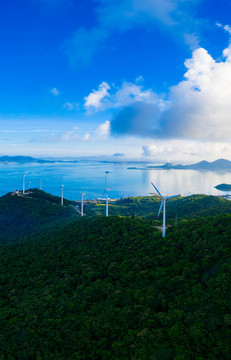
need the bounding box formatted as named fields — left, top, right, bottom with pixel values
left=0, top=161, right=231, bottom=200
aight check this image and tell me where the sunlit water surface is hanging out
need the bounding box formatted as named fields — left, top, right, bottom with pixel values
left=0, top=161, right=231, bottom=200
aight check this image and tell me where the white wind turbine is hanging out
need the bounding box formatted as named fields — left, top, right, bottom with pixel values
left=81, top=192, right=85, bottom=216
left=151, top=182, right=180, bottom=238
left=61, top=184, right=64, bottom=206
left=98, top=171, right=110, bottom=217
left=23, top=174, right=26, bottom=194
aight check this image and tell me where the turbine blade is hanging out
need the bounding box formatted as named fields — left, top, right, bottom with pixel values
left=151, top=182, right=162, bottom=197
left=157, top=200, right=164, bottom=218
left=165, top=194, right=181, bottom=200
left=101, top=190, right=106, bottom=198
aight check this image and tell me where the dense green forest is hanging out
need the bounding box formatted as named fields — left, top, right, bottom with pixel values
left=0, top=189, right=78, bottom=242
left=89, top=193, right=231, bottom=221
left=1, top=190, right=231, bottom=359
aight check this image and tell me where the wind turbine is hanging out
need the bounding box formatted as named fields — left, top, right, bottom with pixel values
left=98, top=171, right=110, bottom=217
left=23, top=175, right=26, bottom=194
left=81, top=192, right=85, bottom=216
left=61, top=185, right=64, bottom=206
left=151, top=182, right=180, bottom=238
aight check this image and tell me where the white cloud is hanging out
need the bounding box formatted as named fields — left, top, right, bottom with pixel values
left=216, top=22, right=231, bottom=36
left=38, top=127, right=80, bottom=142
left=159, top=45, right=231, bottom=141
left=84, top=82, right=111, bottom=110
left=50, top=87, right=60, bottom=96
left=60, top=130, right=78, bottom=141
left=135, top=75, right=144, bottom=83
left=84, top=81, right=161, bottom=111
left=82, top=133, right=91, bottom=141
left=113, top=82, right=159, bottom=106
left=142, top=140, right=231, bottom=162
left=110, top=43, right=231, bottom=142
left=224, top=25, right=231, bottom=35
left=95, top=120, right=110, bottom=139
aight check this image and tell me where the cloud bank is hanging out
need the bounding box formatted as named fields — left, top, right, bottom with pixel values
left=109, top=43, right=231, bottom=142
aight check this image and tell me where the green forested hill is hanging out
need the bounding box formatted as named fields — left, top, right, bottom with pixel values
left=1, top=215, right=231, bottom=359
left=89, top=194, right=231, bottom=220
left=1, top=190, right=231, bottom=243
left=0, top=189, right=78, bottom=242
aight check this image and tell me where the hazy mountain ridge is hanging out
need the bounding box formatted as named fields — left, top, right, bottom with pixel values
left=127, top=158, right=231, bottom=170
left=0, top=156, right=53, bottom=163
left=0, top=156, right=80, bottom=164
left=152, top=158, right=231, bottom=170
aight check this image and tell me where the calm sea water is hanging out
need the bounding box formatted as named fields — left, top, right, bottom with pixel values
left=0, top=161, right=231, bottom=200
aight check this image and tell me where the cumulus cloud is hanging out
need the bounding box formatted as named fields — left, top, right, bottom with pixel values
left=84, top=81, right=160, bottom=111
left=50, top=87, right=60, bottom=96
left=82, top=133, right=91, bottom=141
left=95, top=120, right=110, bottom=139
left=38, top=127, right=80, bottom=142
left=60, top=130, right=79, bottom=141
left=110, top=102, right=160, bottom=137
left=110, top=44, right=231, bottom=142
left=84, top=82, right=111, bottom=110
left=142, top=140, right=231, bottom=162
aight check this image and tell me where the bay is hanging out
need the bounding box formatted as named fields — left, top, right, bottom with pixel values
left=0, top=161, right=231, bottom=200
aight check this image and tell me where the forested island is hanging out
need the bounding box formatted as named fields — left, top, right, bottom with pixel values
left=215, top=183, right=231, bottom=192
left=1, top=189, right=231, bottom=359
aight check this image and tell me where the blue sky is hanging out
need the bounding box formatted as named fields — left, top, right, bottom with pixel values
left=1, top=0, right=231, bottom=162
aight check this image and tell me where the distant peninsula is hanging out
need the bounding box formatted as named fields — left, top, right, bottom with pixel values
left=0, top=156, right=54, bottom=163
left=128, top=159, right=231, bottom=171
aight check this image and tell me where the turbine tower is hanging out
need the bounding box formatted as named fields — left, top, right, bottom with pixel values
left=151, top=182, right=180, bottom=238
left=81, top=192, right=85, bottom=216
left=23, top=175, right=26, bottom=195
left=98, top=171, right=110, bottom=217
left=61, top=185, right=64, bottom=206
left=29, top=181, right=31, bottom=190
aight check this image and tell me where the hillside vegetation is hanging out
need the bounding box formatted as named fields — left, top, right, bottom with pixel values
left=89, top=194, right=231, bottom=221
left=1, top=190, right=231, bottom=359
left=1, top=214, right=231, bottom=359
left=0, top=189, right=78, bottom=242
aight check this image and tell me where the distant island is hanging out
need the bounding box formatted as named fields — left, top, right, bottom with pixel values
left=0, top=156, right=54, bottom=163
left=215, top=183, right=231, bottom=192
left=128, top=158, right=231, bottom=171
left=0, top=156, right=79, bottom=164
